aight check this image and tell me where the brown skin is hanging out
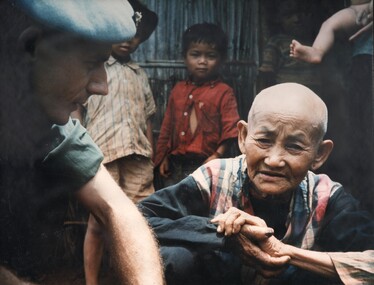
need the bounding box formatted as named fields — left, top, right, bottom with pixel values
left=212, top=83, right=338, bottom=280
left=22, top=27, right=164, bottom=284
left=111, top=36, right=142, bottom=63
left=159, top=41, right=225, bottom=178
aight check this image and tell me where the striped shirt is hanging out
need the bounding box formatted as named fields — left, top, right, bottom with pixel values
left=329, top=250, right=374, bottom=285
left=84, top=56, right=156, bottom=163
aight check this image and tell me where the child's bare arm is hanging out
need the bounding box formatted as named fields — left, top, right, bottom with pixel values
left=312, top=7, right=358, bottom=53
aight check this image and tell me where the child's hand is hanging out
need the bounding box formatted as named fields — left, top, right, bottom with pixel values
left=159, top=157, right=170, bottom=178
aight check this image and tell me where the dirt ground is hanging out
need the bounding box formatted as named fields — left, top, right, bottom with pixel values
left=0, top=267, right=119, bottom=285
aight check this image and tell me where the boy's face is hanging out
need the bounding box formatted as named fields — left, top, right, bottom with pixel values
left=31, top=31, right=111, bottom=124
left=112, top=37, right=142, bottom=59
left=184, top=42, right=222, bottom=84
left=280, top=10, right=312, bottom=37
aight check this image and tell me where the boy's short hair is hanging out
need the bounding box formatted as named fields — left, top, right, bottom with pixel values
left=128, top=0, right=158, bottom=43
left=182, top=22, right=228, bottom=59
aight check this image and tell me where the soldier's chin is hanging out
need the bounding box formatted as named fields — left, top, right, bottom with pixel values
left=47, top=110, right=70, bottom=125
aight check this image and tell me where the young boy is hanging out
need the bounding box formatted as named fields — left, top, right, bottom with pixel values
left=290, top=0, right=372, bottom=63
left=80, top=0, right=158, bottom=204
left=154, top=22, right=240, bottom=187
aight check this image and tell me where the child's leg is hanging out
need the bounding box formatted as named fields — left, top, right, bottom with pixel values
left=290, top=39, right=324, bottom=63
left=119, top=155, right=155, bottom=203
left=290, top=7, right=358, bottom=63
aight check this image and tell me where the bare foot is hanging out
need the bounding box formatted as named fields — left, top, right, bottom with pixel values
left=290, top=39, right=323, bottom=64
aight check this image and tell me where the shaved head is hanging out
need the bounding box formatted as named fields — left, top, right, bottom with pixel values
left=238, top=83, right=333, bottom=196
left=249, top=83, right=328, bottom=142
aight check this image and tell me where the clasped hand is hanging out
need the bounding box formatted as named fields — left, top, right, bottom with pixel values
left=211, top=207, right=290, bottom=278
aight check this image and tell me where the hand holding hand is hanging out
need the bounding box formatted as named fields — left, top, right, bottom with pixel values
left=211, top=207, right=269, bottom=236
left=241, top=224, right=287, bottom=257
left=236, top=225, right=290, bottom=278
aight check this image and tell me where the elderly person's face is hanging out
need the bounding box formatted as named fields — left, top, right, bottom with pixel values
left=23, top=29, right=112, bottom=124
left=238, top=83, right=333, bottom=199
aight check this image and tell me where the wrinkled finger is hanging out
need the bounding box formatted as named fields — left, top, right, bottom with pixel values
left=240, top=224, right=274, bottom=241
left=222, top=211, right=241, bottom=236
left=237, top=235, right=290, bottom=268
left=243, top=215, right=267, bottom=227
left=232, top=216, right=247, bottom=234
left=211, top=207, right=241, bottom=233
left=240, top=255, right=287, bottom=279
left=210, top=213, right=228, bottom=233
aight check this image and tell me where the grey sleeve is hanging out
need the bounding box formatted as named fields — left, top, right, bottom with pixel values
left=42, top=118, right=103, bottom=190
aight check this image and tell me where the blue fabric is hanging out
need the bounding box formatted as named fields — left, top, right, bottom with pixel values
left=15, top=0, right=136, bottom=42
left=352, top=32, right=373, bottom=56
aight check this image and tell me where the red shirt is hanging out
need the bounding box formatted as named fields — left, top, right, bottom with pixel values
left=155, top=78, right=239, bottom=166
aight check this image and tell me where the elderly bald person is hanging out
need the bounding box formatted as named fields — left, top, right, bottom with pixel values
left=139, top=83, right=374, bottom=284
left=0, top=0, right=163, bottom=284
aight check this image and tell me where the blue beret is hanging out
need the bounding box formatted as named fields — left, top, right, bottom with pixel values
left=15, top=0, right=136, bottom=43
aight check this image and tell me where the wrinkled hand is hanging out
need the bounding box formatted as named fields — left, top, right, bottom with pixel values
left=241, top=225, right=287, bottom=257
left=211, top=207, right=270, bottom=236
left=159, top=157, right=170, bottom=178
left=236, top=225, right=290, bottom=278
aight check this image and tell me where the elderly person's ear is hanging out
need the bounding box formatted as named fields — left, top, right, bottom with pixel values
left=311, top=140, right=334, bottom=171
left=18, top=26, right=42, bottom=59
left=237, top=120, right=248, bottom=154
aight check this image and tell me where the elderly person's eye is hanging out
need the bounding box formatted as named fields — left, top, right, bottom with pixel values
left=286, top=143, right=304, bottom=151
left=255, top=138, right=272, bottom=147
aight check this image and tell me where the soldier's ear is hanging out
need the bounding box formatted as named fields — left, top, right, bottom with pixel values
left=18, top=26, right=42, bottom=59
left=237, top=120, right=248, bottom=154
